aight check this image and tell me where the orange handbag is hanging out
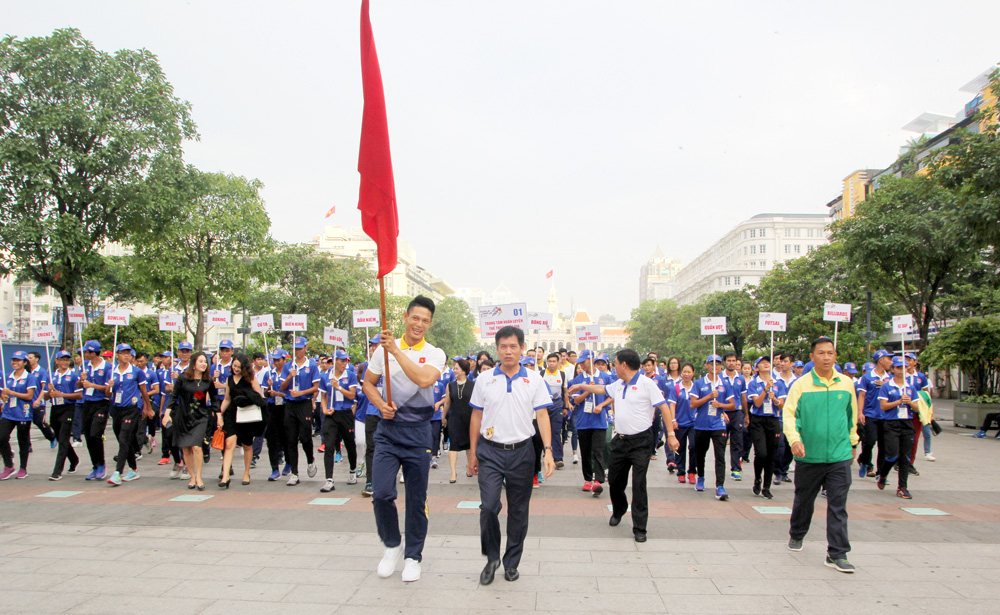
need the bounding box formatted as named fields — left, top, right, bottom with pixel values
left=211, top=428, right=226, bottom=450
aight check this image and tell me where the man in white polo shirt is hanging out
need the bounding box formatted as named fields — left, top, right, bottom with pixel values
left=469, top=326, right=554, bottom=585
left=569, top=348, right=678, bottom=542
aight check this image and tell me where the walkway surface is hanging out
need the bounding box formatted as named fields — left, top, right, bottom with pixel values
left=1, top=400, right=998, bottom=614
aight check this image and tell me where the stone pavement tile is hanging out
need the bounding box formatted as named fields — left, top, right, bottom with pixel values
left=33, top=557, right=157, bottom=578
left=247, top=567, right=369, bottom=587
left=7, top=532, right=114, bottom=547
left=425, top=558, right=539, bottom=576
left=642, top=538, right=736, bottom=553
left=181, top=526, right=264, bottom=542
left=919, top=597, right=997, bottom=615
left=538, top=561, right=650, bottom=578
left=1, top=589, right=95, bottom=613
left=598, top=550, right=698, bottom=564
left=846, top=541, right=933, bottom=555
left=937, top=582, right=998, bottom=600
left=903, top=554, right=999, bottom=569
left=340, top=608, right=469, bottom=615
left=163, top=578, right=295, bottom=602
left=652, top=578, right=721, bottom=595
left=536, top=591, right=665, bottom=613
left=783, top=595, right=925, bottom=615
left=824, top=579, right=962, bottom=598
left=442, top=535, right=506, bottom=549
left=118, top=547, right=226, bottom=565
left=192, top=538, right=294, bottom=554
left=917, top=542, right=1000, bottom=555
left=660, top=594, right=796, bottom=614
left=693, top=551, right=819, bottom=566
left=0, top=556, right=56, bottom=573
left=345, top=587, right=537, bottom=610
left=358, top=570, right=478, bottom=590
left=713, top=578, right=838, bottom=596
left=201, top=600, right=340, bottom=615
left=278, top=582, right=362, bottom=604
left=234, top=552, right=340, bottom=569
left=256, top=529, right=354, bottom=545
left=478, top=574, right=597, bottom=593
left=84, top=524, right=182, bottom=538
left=67, top=594, right=212, bottom=615
left=2, top=522, right=97, bottom=535
left=596, top=576, right=659, bottom=594
left=862, top=566, right=991, bottom=583
left=755, top=564, right=878, bottom=581
left=51, top=574, right=181, bottom=596
left=537, top=536, right=631, bottom=551
left=138, top=562, right=263, bottom=582
left=648, top=563, right=765, bottom=579
left=10, top=544, right=133, bottom=561
left=315, top=555, right=383, bottom=572
left=100, top=536, right=202, bottom=551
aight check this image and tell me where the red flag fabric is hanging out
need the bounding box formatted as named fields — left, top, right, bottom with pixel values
left=357, top=0, right=398, bottom=278
left=324, top=205, right=336, bottom=218
left=545, top=269, right=554, bottom=279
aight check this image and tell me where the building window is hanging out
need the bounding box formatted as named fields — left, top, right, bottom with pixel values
left=785, top=228, right=791, bottom=237
left=759, top=244, right=766, bottom=254
left=807, top=245, right=814, bottom=253
left=794, top=228, right=801, bottom=238
left=749, top=229, right=756, bottom=238
left=734, top=276, right=741, bottom=285
left=784, top=245, right=791, bottom=254
left=760, top=260, right=766, bottom=268
left=760, top=228, right=766, bottom=238
left=750, top=245, right=756, bottom=255
left=794, top=245, right=801, bottom=254
left=807, top=228, right=815, bottom=238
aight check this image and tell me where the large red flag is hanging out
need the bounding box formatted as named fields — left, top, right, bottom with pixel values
left=357, top=0, right=398, bottom=278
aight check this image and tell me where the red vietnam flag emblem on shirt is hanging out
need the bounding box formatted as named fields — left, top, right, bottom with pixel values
left=418, top=357, right=426, bottom=364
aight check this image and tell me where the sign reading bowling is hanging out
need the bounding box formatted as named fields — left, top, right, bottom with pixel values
left=250, top=314, right=274, bottom=333
left=324, top=326, right=349, bottom=347
left=66, top=306, right=86, bottom=324
left=823, top=302, right=852, bottom=323
left=575, top=324, right=601, bottom=343
left=103, top=308, right=131, bottom=327
left=758, top=312, right=787, bottom=332
left=206, top=309, right=232, bottom=327
left=527, top=312, right=553, bottom=331
left=352, top=309, right=380, bottom=328
left=478, top=303, right=528, bottom=338
left=281, top=314, right=307, bottom=332
left=158, top=313, right=184, bottom=332
left=892, top=314, right=914, bottom=335
left=700, top=317, right=727, bottom=335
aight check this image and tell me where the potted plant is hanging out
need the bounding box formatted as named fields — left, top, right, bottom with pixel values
left=920, top=317, right=1000, bottom=428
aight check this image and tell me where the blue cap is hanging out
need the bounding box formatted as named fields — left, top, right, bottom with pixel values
left=520, top=356, right=536, bottom=366
left=467, top=355, right=476, bottom=361
left=892, top=356, right=905, bottom=368
left=862, top=362, right=874, bottom=372
left=162, top=351, right=174, bottom=358
left=873, top=349, right=893, bottom=362
left=115, top=343, right=133, bottom=353
left=793, top=361, right=804, bottom=368
left=11, top=350, right=28, bottom=361
left=753, top=356, right=771, bottom=368
left=178, top=341, right=193, bottom=351
left=83, top=340, right=101, bottom=352
left=596, top=353, right=610, bottom=363
left=219, top=339, right=234, bottom=349
left=705, top=354, right=723, bottom=364
left=905, top=352, right=917, bottom=361
left=451, top=355, right=463, bottom=362
left=54, top=350, right=72, bottom=360
left=575, top=349, right=593, bottom=364
left=335, top=349, right=350, bottom=360
left=368, top=334, right=381, bottom=345
left=844, top=362, right=858, bottom=375
left=294, top=336, right=308, bottom=349
left=271, top=349, right=289, bottom=360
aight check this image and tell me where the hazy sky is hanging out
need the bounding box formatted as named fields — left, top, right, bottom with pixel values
left=7, top=1, right=1000, bottom=320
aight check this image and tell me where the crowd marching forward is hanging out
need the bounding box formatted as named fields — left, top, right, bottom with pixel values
left=0, top=294, right=942, bottom=581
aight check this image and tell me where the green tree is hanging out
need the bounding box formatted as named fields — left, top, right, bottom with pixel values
left=920, top=316, right=1000, bottom=398
left=127, top=168, right=273, bottom=350
left=80, top=316, right=172, bottom=357
left=625, top=299, right=680, bottom=357
left=424, top=296, right=475, bottom=360
left=0, top=29, right=196, bottom=348
left=701, top=290, right=757, bottom=358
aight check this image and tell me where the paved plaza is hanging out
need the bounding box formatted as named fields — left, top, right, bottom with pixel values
left=1, top=400, right=999, bottom=614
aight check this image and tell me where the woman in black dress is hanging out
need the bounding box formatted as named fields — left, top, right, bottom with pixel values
left=164, top=353, right=219, bottom=490
left=218, top=354, right=266, bottom=488
left=442, top=359, right=475, bottom=483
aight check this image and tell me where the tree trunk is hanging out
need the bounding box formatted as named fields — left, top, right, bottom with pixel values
left=58, top=291, right=76, bottom=351
left=194, top=290, right=204, bottom=352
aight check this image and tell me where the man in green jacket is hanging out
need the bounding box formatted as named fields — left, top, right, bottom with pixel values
left=782, top=336, right=859, bottom=573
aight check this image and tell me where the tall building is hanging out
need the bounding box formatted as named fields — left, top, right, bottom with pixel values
left=310, top=225, right=454, bottom=301
left=639, top=247, right=683, bottom=303
left=672, top=213, right=830, bottom=305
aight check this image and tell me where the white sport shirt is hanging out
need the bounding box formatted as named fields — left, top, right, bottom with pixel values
left=605, top=372, right=666, bottom=435
left=469, top=365, right=553, bottom=444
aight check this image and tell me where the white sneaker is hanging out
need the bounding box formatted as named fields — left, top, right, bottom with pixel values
left=924, top=453, right=936, bottom=461
left=71, top=440, right=83, bottom=448
left=573, top=452, right=580, bottom=464
left=347, top=471, right=358, bottom=485
left=399, top=471, right=405, bottom=484
left=307, top=463, right=318, bottom=478
left=431, top=457, right=438, bottom=469
left=401, top=557, right=421, bottom=582
left=320, top=479, right=335, bottom=492
left=287, top=474, right=300, bottom=486
left=377, top=545, right=403, bottom=578
left=180, top=470, right=191, bottom=480
left=169, top=464, right=181, bottom=479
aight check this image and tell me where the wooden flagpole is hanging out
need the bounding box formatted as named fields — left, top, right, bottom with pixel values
left=379, top=276, right=393, bottom=405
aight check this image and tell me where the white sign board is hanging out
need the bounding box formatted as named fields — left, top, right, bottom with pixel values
left=823, top=302, right=852, bottom=323
left=352, top=309, right=381, bottom=328
left=206, top=309, right=232, bottom=327
left=892, top=314, right=914, bottom=335
left=575, top=324, right=601, bottom=343
left=701, top=317, right=727, bottom=336
left=66, top=306, right=86, bottom=324
left=324, top=326, right=349, bottom=347
left=281, top=314, right=307, bottom=331
left=158, top=313, right=184, bottom=332
left=758, top=312, right=787, bottom=332
left=32, top=325, right=58, bottom=343
left=0, top=322, right=9, bottom=340
left=526, top=312, right=553, bottom=331
left=250, top=314, right=274, bottom=333
left=478, top=303, right=528, bottom=339
left=103, top=308, right=131, bottom=326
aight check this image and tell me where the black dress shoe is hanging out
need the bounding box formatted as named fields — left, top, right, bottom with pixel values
left=504, top=567, right=519, bottom=582
left=609, top=515, right=621, bottom=527
left=479, top=560, right=500, bottom=585
left=634, top=532, right=647, bottom=543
